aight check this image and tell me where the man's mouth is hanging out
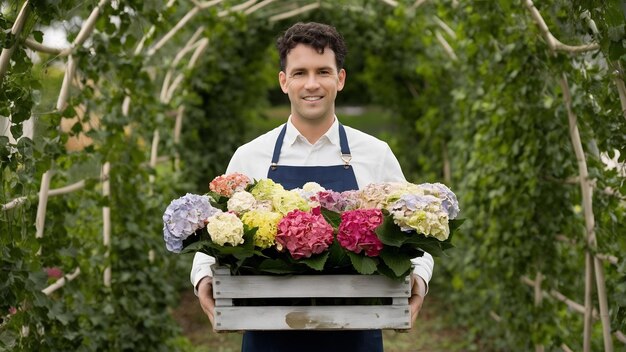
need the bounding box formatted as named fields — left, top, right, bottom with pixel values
left=303, top=96, right=323, bottom=101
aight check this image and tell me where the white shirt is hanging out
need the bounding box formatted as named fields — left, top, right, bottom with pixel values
left=190, top=117, right=434, bottom=295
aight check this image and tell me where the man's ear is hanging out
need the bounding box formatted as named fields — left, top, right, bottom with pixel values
left=279, top=71, right=288, bottom=93
left=337, top=69, right=346, bottom=91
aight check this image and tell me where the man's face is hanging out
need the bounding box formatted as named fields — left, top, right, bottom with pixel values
left=279, top=44, right=346, bottom=124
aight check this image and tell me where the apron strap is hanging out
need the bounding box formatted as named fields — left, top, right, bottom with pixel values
left=270, top=124, right=288, bottom=170
left=270, top=123, right=352, bottom=170
left=338, top=124, right=352, bottom=169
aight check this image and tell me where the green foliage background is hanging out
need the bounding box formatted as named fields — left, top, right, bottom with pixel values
left=1, top=0, right=625, bottom=350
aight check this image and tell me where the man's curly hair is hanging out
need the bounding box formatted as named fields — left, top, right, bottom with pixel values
left=276, top=22, right=347, bottom=72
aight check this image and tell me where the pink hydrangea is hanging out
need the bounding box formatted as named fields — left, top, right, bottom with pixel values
left=209, top=173, right=251, bottom=197
left=45, top=267, right=63, bottom=279
left=275, top=208, right=334, bottom=259
left=337, top=209, right=384, bottom=257
left=317, top=190, right=345, bottom=212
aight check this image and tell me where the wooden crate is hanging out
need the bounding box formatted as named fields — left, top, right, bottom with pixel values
left=211, top=266, right=411, bottom=331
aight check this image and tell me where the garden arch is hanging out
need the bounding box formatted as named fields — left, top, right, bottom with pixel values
left=1, top=1, right=625, bottom=350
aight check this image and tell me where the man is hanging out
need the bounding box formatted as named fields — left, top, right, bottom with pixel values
left=190, top=22, right=434, bottom=352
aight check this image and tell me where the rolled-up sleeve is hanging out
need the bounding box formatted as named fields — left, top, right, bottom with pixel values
left=411, top=252, right=434, bottom=295
left=190, top=252, right=215, bottom=296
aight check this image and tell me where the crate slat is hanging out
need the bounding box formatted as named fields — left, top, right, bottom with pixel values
left=214, top=306, right=411, bottom=331
left=213, top=273, right=411, bottom=299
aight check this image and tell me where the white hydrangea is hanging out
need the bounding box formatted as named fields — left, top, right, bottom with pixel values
left=302, top=182, right=325, bottom=193
left=227, top=191, right=256, bottom=214
left=206, top=212, right=245, bottom=246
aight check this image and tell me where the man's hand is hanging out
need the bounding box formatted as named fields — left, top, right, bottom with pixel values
left=197, top=276, right=216, bottom=329
left=409, top=293, right=424, bottom=327
left=409, top=274, right=426, bottom=328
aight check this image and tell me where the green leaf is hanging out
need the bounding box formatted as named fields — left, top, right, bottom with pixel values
left=346, top=252, right=378, bottom=274
left=299, top=251, right=329, bottom=271
left=325, top=240, right=350, bottom=268
left=449, top=219, right=465, bottom=232
left=321, top=208, right=341, bottom=229
left=207, top=191, right=228, bottom=210
left=180, top=241, right=205, bottom=254
left=379, top=247, right=412, bottom=277
left=258, top=258, right=302, bottom=274
left=71, top=121, right=83, bottom=135
left=375, top=216, right=407, bottom=247
left=376, top=263, right=410, bottom=282
left=61, top=105, right=76, bottom=118
left=32, top=30, right=44, bottom=44
left=402, top=236, right=448, bottom=257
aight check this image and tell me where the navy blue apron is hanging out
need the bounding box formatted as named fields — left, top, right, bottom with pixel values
left=241, top=123, right=384, bottom=352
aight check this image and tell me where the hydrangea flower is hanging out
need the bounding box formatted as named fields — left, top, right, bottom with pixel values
left=340, top=190, right=361, bottom=211
left=206, top=212, right=245, bottom=246
left=209, top=173, right=251, bottom=197
left=241, top=210, right=283, bottom=249
left=250, top=178, right=284, bottom=201
left=317, top=190, right=346, bottom=212
left=358, top=182, right=405, bottom=209
left=227, top=191, right=256, bottom=214
left=272, top=190, right=311, bottom=215
left=337, top=209, right=384, bottom=257
left=416, top=183, right=460, bottom=219
left=163, top=193, right=220, bottom=253
left=302, top=182, right=325, bottom=193
left=275, top=208, right=334, bottom=259
left=389, top=194, right=450, bottom=241
left=292, top=182, right=325, bottom=208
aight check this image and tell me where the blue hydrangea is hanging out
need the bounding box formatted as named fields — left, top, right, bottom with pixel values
left=418, top=183, right=460, bottom=219
left=163, top=193, right=221, bottom=253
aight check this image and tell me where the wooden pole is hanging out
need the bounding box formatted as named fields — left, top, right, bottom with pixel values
left=534, top=273, right=544, bottom=352
left=0, top=1, right=30, bottom=80
left=560, top=74, right=613, bottom=352
left=35, top=171, right=52, bottom=240
left=583, top=252, right=594, bottom=352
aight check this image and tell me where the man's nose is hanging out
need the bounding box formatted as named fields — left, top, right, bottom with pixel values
left=304, top=74, right=320, bottom=89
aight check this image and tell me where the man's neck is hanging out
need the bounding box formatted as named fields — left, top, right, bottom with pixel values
left=290, top=115, right=335, bottom=144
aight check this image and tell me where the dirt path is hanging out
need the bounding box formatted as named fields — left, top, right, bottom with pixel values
left=172, top=289, right=467, bottom=352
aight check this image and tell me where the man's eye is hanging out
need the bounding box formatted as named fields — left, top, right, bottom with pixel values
left=292, top=72, right=303, bottom=77
left=319, top=71, right=330, bottom=75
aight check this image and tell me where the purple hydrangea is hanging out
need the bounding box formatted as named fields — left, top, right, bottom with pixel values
left=392, top=194, right=440, bottom=212
left=317, top=190, right=346, bottom=212
left=418, top=183, right=460, bottom=219
left=163, top=193, right=221, bottom=253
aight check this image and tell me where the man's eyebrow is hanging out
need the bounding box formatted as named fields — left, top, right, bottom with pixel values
left=288, top=66, right=336, bottom=73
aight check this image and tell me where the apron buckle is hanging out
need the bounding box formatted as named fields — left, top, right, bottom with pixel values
left=341, top=154, right=352, bottom=169
left=270, top=163, right=278, bottom=170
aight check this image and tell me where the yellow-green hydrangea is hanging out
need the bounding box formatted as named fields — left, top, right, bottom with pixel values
left=241, top=210, right=283, bottom=249
left=272, top=190, right=311, bottom=215
left=389, top=194, right=450, bottom=241
left=396, top=209, right=449, bottom=241
left=250, top=179, right=284, bottom=201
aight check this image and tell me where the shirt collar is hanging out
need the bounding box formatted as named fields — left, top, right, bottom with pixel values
left=285, top=116, right=340, bottom=146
